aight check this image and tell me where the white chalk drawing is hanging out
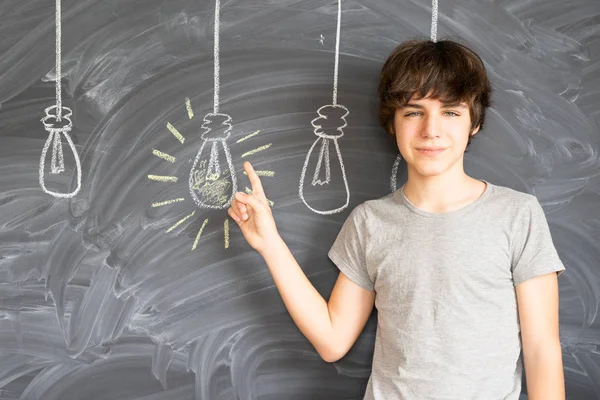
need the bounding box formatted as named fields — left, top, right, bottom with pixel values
left=390, top=154, right=402, bottom=192
left=431, top=0, right=439, bottom=42
left=389, top=0, right=439, bottom=192
left=188, top=0, right=237, bottom=210
left=299, top=0, right=350, bottom=215
left=146, top=0, right=274, bottom=250
left=39, top=0, right=82, bottom=198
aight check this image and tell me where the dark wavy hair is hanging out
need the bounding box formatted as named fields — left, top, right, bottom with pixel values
left=378, top=39, right=492, bottom=149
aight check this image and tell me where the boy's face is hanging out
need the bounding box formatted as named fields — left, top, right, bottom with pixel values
left=393, top=95, right=479, bottom=179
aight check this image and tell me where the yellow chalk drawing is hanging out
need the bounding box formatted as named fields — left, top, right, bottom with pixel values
left=189, top=159, right=233, bottom=209
left=152, top=149, right=176, bottom=163
left=192, top=218, right=210, bottom=251
left=151, top=198, right=185, bottom=207
left=243, top=170, right=274, bottom=177
left=167, top=122, right=185, bottom=144
left=236, top=130, right=260, bottom=143
left=166, top=211, right=195, bottom=233
left=242, top=143, right=272, bottom=158
left=224, top=218, right=230, bottom=249
left=148, top=175, right=178, bottom=182
left=185, top=97, right=194, bottom=120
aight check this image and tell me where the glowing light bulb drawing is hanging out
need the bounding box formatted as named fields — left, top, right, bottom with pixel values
left=188, top=0, right=237, bottom=209
left=146, top=0, right=275, bottom=250
left=39, top=0, right=82, bottom=198
left=390, top=0, right=439, bottom=193
left=299, top=0, right=350, bottom=215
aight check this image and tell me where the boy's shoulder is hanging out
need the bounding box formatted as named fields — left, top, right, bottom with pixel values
left=354, top=181, right=540, bottom=217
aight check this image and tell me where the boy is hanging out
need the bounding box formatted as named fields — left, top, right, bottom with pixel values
left=228, top=39, right=566, bottom=399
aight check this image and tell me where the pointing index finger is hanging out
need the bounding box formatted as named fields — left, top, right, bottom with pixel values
left=244, top=161, right=265, bottom=198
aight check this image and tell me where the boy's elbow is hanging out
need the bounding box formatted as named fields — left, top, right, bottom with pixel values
left=316, top=343, right=348, bottom=363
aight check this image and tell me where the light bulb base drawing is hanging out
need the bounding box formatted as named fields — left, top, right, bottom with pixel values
left=39, top=105, right=82, bottom=198
left=390, top=153, right=402, bottom=193
left=299, top=104, right=350, bottom=215
left=189, top=113, right=237, bottom=209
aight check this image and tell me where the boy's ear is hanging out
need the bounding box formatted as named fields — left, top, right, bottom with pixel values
left=471, top=125, right=481, bottom=136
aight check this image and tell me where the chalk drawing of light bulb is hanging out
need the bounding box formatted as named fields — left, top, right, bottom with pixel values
left=299, top=0, right=350, bottom=215
left=187, top=0, right=237, bottom=210
left=39, top=0, right=82, bottom=198
left=147, top=0, right=278, bottom=251
left=189, top=113, right=237, bottom=209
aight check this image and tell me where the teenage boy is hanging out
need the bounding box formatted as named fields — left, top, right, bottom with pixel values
left=228, top=39, right=566, bottom=400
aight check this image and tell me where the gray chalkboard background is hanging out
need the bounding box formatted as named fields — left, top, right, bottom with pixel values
left=1, top=0, right=599, bottom=399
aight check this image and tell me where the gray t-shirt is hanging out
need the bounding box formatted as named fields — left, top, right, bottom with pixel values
left=328, top=180, right=565, bottom=400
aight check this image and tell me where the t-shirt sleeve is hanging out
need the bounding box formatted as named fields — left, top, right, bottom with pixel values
left=511, top=196, right=566, bottom=286
left=328, top=205, right=374, bottom=291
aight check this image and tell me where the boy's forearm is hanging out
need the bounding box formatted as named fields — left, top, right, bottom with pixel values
left=259, top=236, right=337, bottom=360
left=523, top=341, right=565, bottom=400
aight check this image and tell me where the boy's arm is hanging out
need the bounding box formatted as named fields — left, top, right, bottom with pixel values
left=228, top=162, right=375, bottom=363
left=516, top=271, right=565, bottom=400
left=262, top=237, right=375, bottom=362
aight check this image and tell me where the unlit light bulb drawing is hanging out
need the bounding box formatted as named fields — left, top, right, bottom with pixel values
left=39, top=0, right=82, bottom=198
left=299, top=0, right=350, bottom=215
left=189, top=113, right=237, bottom=209
left=40, top=105, right=82, bottom=197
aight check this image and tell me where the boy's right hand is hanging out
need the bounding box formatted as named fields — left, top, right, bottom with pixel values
left=228, top=161, right=280, bottom=254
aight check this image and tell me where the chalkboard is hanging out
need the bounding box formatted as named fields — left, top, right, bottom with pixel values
left=1, top=0, right=599, bottom=399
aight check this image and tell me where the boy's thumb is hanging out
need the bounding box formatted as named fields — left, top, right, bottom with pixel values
left=235, top=192, right=264, bottom=213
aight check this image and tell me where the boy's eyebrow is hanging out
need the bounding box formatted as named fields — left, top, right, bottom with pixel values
left=442, top=102, right=468, bottom=109
left=403, top=103, right=424, bottom=109
left=402, top=102, right=468, bottom=109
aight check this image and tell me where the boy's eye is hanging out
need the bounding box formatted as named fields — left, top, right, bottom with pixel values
left=405, top=112, right=421, bottom=117
left=444, top=111, right=459, bottom=117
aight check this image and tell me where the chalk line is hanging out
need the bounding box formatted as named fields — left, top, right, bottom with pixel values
left=148, top=175, right=178, bottom=183
left=243, top=170, right=274, bottom=177
left=241, top=143, right=272, bottom=158
left=214, top=0, right=220, bottom=114
left=166, top=122, right=185, bottom=144
left=390, top=154, right=402, bottom=192
left=166, top=211, right=195, bottom=233
left=236, top=130, right=261, bottom=143
left=152, top=149, right=176, bottom=163
left=224, top=218, right=229, bottom=248
left=332, top=0, right=341, bottom=105
left=55, top=0, right=62, bottom=118
left=431, top=0, right=438, bottom=42
left=192, top=218, right=209, bottom=251
left=185, top=97, right=194, bottom=119
left=151, top=198, right=185, bottom=207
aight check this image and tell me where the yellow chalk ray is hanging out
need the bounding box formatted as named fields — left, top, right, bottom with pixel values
left=192, top=218, right=209, bottom=251
left=166, top=122, right=185, bottom=144
left=185, top=97, right=194, bottom=120
left=241, top=143, right=272, bottom=158
left=166, top=211, right=195, bottom=233
left=148, top=175, right=178, bottom=183
left=151, top=198, right=185, bottom=207
left=224, top=218, right=230, bottom=249
left=236, top=130, right=260, bottom=143
left=243, top=170, right=274, bottom=177
left=152, top=149, right=176, bottom=163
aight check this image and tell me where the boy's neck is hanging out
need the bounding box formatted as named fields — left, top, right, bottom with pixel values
left=402, top=167, right=486, bottom=214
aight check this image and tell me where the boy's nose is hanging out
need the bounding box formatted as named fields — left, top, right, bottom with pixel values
left=421, top=115, right=442, bottom=138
